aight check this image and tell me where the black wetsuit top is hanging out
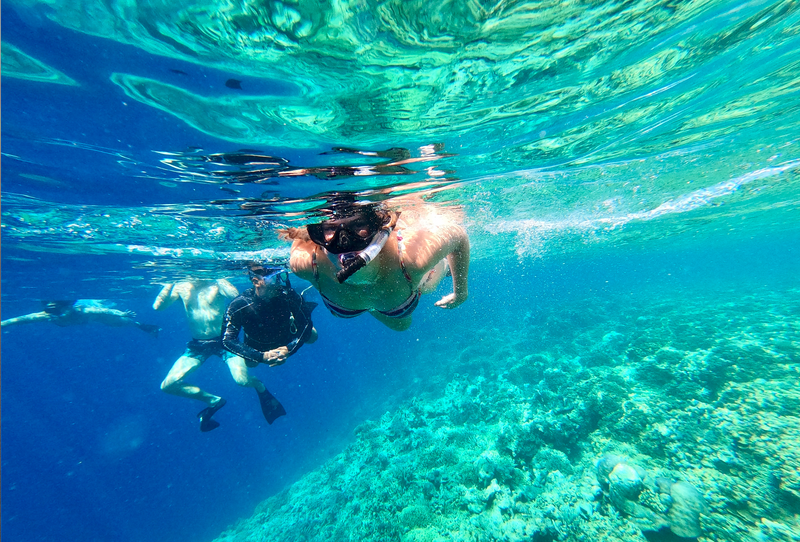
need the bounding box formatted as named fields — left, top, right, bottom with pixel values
left=222, top=287, right=315, bottom=366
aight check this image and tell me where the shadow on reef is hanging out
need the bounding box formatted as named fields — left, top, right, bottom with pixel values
left=643, top=527, right=697, bottom=542
left=213, top=285, right=800, bottom=542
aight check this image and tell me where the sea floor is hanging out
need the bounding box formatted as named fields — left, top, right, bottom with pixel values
left=213, top=283, right=800, bottom=542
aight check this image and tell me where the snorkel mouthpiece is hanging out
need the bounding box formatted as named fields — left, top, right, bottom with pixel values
left=336, top=255, right=367, bottom=283
left=335, top=226, right=392, bottom=283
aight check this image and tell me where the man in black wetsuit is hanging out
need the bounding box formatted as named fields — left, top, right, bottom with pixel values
left=220, top=263, right=317, bottom=427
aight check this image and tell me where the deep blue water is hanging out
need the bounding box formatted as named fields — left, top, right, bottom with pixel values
left=4, top=232, right=798, bottom=542
left=3, top=0, right=800, bottom=540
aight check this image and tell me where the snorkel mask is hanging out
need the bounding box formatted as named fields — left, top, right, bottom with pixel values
left=306, top=211, right=388, bottom=254
left=247, top=265, right=287, bottom=287
left=306, top=205, right=395, bottom=284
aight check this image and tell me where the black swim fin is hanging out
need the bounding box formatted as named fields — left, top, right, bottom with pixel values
left=257, top=388, right=286, bottom=424
left=139, top=323, right=161, bottom=337
left=198, top=398, right=227, bottom=432
left=200, top=418, right=220, bottom=432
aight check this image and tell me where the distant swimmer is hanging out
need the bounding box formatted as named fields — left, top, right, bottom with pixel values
left=153, top=278, right=242, bottom=432
left=281, top=194, right=469, bottom=332
left=221, top=263, right=317, bottom=427
left=1, top=300, right=161, bottom=336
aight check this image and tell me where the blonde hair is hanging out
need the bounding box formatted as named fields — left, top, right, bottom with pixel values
left=278, top=227, right=310, bottom=242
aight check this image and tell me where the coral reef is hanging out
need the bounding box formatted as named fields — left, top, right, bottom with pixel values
left=212, top=286, right=800, bottom=542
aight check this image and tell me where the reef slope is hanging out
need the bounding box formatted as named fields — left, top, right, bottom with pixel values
left=213, top=285, right=800, bottom=542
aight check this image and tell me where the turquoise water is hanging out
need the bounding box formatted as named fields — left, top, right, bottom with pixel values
left=2, top=1, right=800, bottom=541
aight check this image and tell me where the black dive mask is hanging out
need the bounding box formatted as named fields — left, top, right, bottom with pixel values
left=247, top=266, right=289, bottom=289
left=306, top=212, right=387, bottom=255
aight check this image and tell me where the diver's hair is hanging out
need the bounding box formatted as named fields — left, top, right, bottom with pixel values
left=386, top=210, right=400, bottom=228
left=279, top=227, right=311, bottom=242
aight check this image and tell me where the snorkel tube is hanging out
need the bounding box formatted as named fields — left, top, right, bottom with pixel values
left=335, top=226, right=392, bottom=283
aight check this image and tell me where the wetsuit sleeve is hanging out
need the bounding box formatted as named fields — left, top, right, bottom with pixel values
left=221, top=298, right=264, bottom=365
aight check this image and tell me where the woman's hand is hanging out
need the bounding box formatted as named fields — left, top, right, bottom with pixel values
left=435, top=291, right=467, bottom=309
left=263, top=346, right=290, bottom=366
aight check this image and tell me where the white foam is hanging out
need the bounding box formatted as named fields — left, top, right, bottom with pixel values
left=488, top=159, right=800, bottom=258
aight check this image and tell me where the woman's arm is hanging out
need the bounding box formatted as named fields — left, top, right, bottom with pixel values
left=289, top=240, right=316, bottom=283
left=405, top=223, right=470, bottom=309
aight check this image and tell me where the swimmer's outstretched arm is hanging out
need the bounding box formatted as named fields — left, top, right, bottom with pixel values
left=1, top=312, right=53, bottom=327
left=153, top=283, right=179, bottom=310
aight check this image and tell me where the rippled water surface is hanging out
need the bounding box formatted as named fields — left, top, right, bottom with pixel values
left=4, top=0, right=800, bottom=294
left=2, top=1, right=800, bottom=541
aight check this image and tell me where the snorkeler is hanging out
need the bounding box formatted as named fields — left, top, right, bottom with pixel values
left=221, top=263, right=318, bottom=426
left=281, top=194, right=470, bottom=332
left=1, top=299, right=161, bottom=336
left=154, top=278, right=248, bottom=432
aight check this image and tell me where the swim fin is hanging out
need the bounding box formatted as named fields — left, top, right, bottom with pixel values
left=139, top=323, right=161, bottom=337
left=257, top=388, right=286, bottom=424
left=198, top=398, right=227, bottom=432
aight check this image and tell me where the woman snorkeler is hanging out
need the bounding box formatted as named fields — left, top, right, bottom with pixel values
left=281, top=196, right=470, bottom=331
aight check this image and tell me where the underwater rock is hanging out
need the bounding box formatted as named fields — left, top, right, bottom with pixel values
left=463, top=488, right=485, bottom=514
left=426, top=468, right=442, bottom=490
left=667, top=481, right=706, bottom=538
left=398, top=504, right=433, bottom=530
left=499, top=517, right=537, bottom=542
left=533, top=447, right=573, bottom=479
left=595, top=454, right=625, bottom=486
left=484, top=478, right=502, bottom=503
left=609, top=463, right=644, bottom=499
left=377, top=451, right=389, bottom=468
left=599, top=458, right=669, bottom=532
left=608, top=463, right=644, bottom=515
left=475, top=450, right=514, bottom=485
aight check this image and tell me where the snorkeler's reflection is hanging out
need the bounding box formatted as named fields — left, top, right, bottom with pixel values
left=159, top=143, right=455, bottom=184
